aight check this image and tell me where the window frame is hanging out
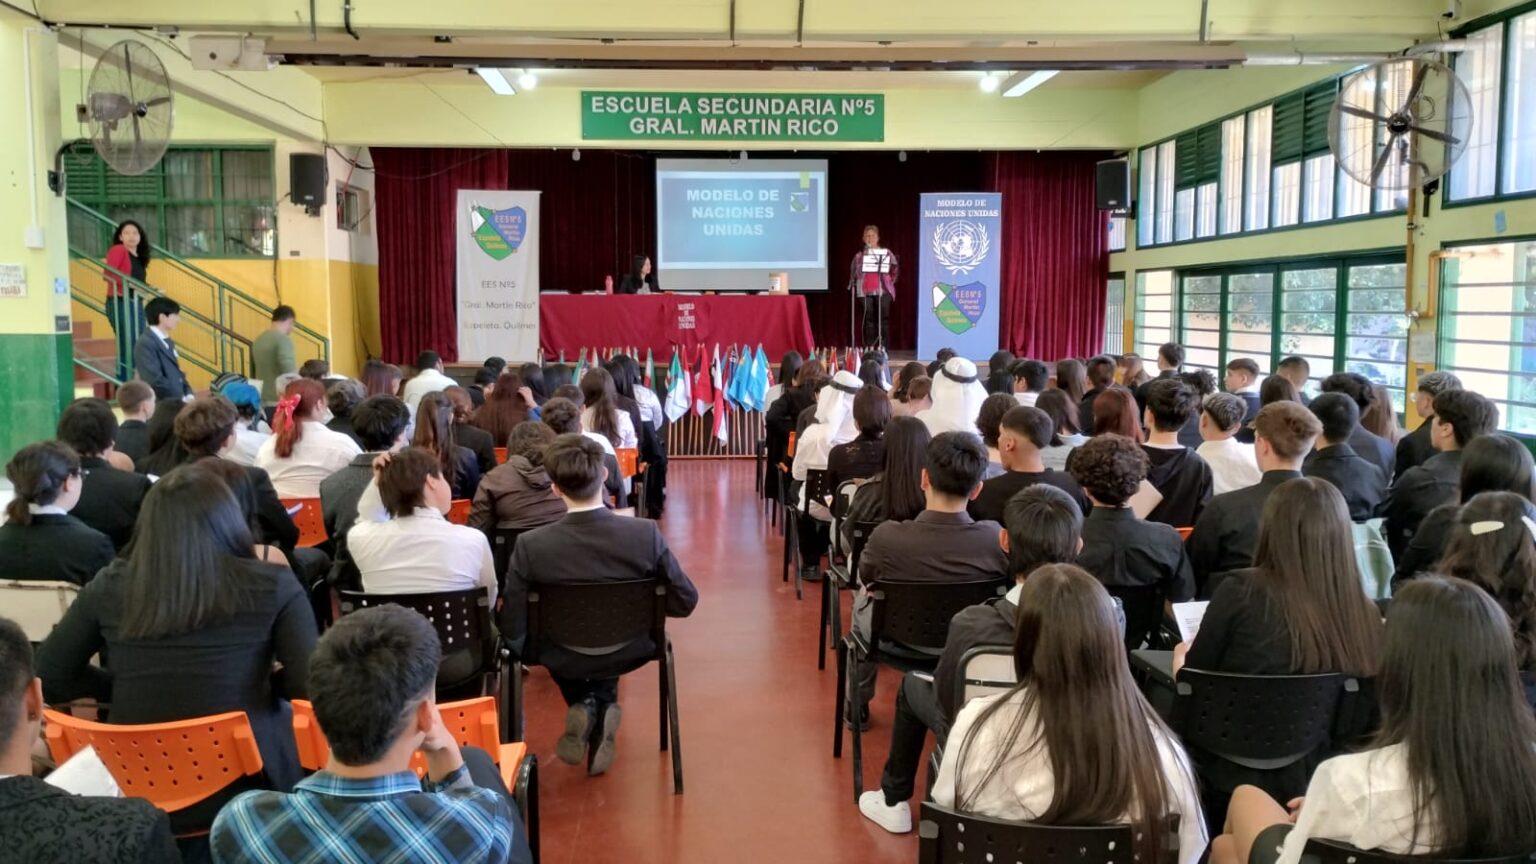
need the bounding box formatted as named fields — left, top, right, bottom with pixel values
left=1436, top=233, right=1536, bottom=434
left=1442, top=2, right=1536, bottom=209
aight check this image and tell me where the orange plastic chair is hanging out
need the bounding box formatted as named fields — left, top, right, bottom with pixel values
left=283, top=497, right=327, bottom=548
left=615, top=447, right=640, bottom=478
left=1177, top=526, right=1194, bottom=541
left=494, top=447, right=508, bottom=465
left=786, top=431, right=798, bottom=458
left=447, top=499, right=472, bottom=525
left=43, top=709, right=264, bottom=813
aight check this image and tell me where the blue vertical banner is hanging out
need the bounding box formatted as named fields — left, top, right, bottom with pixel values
left=916, top=193, right=1003, bottom=360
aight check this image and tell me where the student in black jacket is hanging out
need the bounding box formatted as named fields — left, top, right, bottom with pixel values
left=1187, top=401, right=1322, bottom=596
left=1385, top=388, right=1500, bottom=560
left=173, top=395, right=301, bottom=553
left=53, top=398, right=153, bottom=551
left=1319, top=371, right=1396, bottom=478
left=1395, top=371, right=1462, bottom=482
left=1175, top=368, right=1216, bottom=450
left=1134, top=342, right=1183, bottom=411
left=1140, top=378, right=1213, bottom=528
left=0, top=442, right=114, bottom=587
left=1223, top=358, right=1263, bottom=443
left=1070, top=434, right=1195, bottom=649
left=1394, top=434, right=1534, bottom=587
left=1079, top=355, right=1116, bottom=434
left=857, top=484, right=1082, bottom=835
left=1304, top=393, right=1388, bottom=521
left=1275, top=355, right=1314, bottom=406
left=969, top=406, right=1090, bottom=523
left=113, top=380, right=156, bottom=465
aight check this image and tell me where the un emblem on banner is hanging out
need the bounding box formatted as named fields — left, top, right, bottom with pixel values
left=932, top=282, right=987, bottom=335
left=469, top=205, right=527, bottom=261
left=931, top=220, right=990, bottom=275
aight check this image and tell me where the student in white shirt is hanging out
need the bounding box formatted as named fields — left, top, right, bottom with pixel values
left=1214, top=576, right=1536, bottom=864
left=348, top=446, right=497, bottom=605
left=222, top=382, right=273, bottom=468
left=400, top=350, right=457, bottom=417
left=1036, top=389, right=1089, bottom=473
left=935, top=564, right=1207, bottom=864
left=1011, top=359, right=1049, bottom=408
left=578, top=367, right=638, bottom=451
left=256, top=378, right=362, bottom=498
left=1196, top=393, right=1261, bottom=495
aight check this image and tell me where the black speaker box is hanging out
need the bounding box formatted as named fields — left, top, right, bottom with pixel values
left=1095, top=158, right=1130, bottom=211
left=289, top=153, right=327, bottom=210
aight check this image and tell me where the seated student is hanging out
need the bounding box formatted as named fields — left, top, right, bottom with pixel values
left=1224, top=358, right=1263, bottom=443
left=1090, top=386, right=1144, bottom=441
left=1303, top=393, right=1388, bottom=522
left=1385, top=388, right=1500, bottom=560
left=469, top=420, right=567, bottom=533
left=890, top=362, right=928, bottom=417
left=975, top=392, right=1018, bottom=480
left=793, top=370, right=864, bottom=581
left=348, top=447, right=497, bottom=604
left=1395, top=371, right=1461, bottom=481
left=0, top=617, right=179, bottom=864
left=1070, top=435, right=1196, bottom=649
left=36, top=465, right=319, bottom=833
left=1035, top=388, right=1089, bottom=472
left=842, top=416, right=929, bottom=549
left=1141, top=379, right=1213, bottom=528
left=468, top=365, right=498, bottom=408
left=1259, top=375, right=1300, bottom=408
left=579, top=367, right=638, bottom=451
left=1010, top=358, right=1049, bottom=407
left=321, top=394, right=412, bottom=546
left=969, top=406, right=1090, bottom=523
left=54, top=397, right=152, bottom=550
left=401, top=350, right=455, bottom=417
left=473, top=370, right=534, bottom=449
left=1213, top=577, right=1536, bottom=864
left=197, top=458, right=291, bottom=568
left=984, top=350, right=1015, bottom=394
left=1361, top=382, right=1404, bottom=446
left=1079, top=355, right=1116, bottom=434
left=175, top=395, right=301, bottom=553
left=540, top=396, right=622, bottom=503
left=444, top=385, right=498, bottom=476
left=896, top=374, right=932, bottom=417
left=828, top=385, right=890, bottom=489
left=859, top=485, right=1082, bottom=834
left=501, top=435, right=698, bottom=775
left=1435, top=492, right=1536, bottom=690
left=1319, top=372, right=1397, bottom=478
left=0, top=442, right=114, bottom=586
left=1394, top=434, right=1534, bottom=586
left=113, top=380, right=155, bottom=464
left=933, top=565, right=1208, bottom=864
left=1176, top=369, right=1217, bottom=450
left=257, top=378, right=363, bottom=498
left=211, top=605, right=533, bottom=864
left=413, top=392, right=481, bottom=500
left=223, top=382, right=273, bottom=468
left=849, top=432, right=1009, bottom=724
left=1187, top=402, right=1321, bottom=595
left=917, top=357, right=988, bottom=437
left=1275, top=355, right=1313, bottom=406
left=1197, top=393, right=1261, bottom=495
left=324, top=378, right=366, bottom=449
left=1135, top=342, right=1184, bottom=410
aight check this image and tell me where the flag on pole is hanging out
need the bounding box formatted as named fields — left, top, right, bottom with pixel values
left=711, top=345, right=728, bottom=445
left=752, top=344, right=771, bottom=410
left=572, top=348, right=587, bottom=384
left=692, top=343, right=713, bottom=416
left=643, top=349, right=655, bottom=389
left=664, top=348, right=691, bottom=422
left=728, top=345, right=750, bottom=409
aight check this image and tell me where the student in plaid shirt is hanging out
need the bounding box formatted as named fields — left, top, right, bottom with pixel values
left=211, top=606, right=532, bottom=864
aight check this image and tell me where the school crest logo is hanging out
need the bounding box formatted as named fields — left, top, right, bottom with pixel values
left=931, top=281, right=987, bottom=335
left=931, top=220, right=990, bottom=275
left=469, top=204, right=527, bottom=261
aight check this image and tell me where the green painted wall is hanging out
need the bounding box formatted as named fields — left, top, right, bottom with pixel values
left=0, top=333, right=69, bottom=463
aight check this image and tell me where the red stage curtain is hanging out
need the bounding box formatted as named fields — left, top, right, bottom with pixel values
left=986, top=151, right=1110, bottom=360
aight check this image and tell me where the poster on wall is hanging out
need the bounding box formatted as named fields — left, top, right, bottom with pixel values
left=455, top=189, right=541, bottom=362
left=915, top=192, right=1003, bottom=360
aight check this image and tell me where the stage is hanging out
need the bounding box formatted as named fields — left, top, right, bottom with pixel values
left=538, top=293, right=817, bottom=361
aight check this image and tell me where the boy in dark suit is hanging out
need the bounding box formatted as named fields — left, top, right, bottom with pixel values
left=1385, top=389, right=1500, bottom=560
left=1079, top=355, right=1116, bottom=434
left=1304, top=393, right=1388, bottom=521
left=113, top=381, right=156, bottom=464
left=55, top=397, right=152, bottom=550
left=1320, top=371, right=1396, bottom=478
left=1224, top=358, right=1263, bottom=443
left=1395, top=370, right=1462, bottom=481
left=132, top=297, right=192, bottom=401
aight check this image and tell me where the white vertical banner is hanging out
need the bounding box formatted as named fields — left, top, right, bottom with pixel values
left=455, top=189, right=541, bottom=361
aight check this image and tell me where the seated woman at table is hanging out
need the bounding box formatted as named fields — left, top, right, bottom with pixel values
left=618, top=253, right=659, bottom=294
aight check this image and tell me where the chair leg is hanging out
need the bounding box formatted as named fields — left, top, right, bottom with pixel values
left=658, top=651, right=670, bottom=753
left=515, top=755, right=539, bottom=863
left=850, top=651, right=863, bottom=802
left=507, top=662, right=525, bottom=743
left=833, top=638, right=847, bottom=758
left=782, top=508, right=796, bottom=584
left=666, top=640, right=683, bottom=795
left=816, top=574, right=829, bottom=671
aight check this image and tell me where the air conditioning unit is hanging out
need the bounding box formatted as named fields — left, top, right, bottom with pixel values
left=188, top=35, right=277, bottom=72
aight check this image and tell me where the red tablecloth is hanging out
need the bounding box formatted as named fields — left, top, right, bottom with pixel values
left=539, top=294, right=816, bottom=360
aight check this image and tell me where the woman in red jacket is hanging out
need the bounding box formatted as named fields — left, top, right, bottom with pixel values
left=104, top=219, right=150, bottom=382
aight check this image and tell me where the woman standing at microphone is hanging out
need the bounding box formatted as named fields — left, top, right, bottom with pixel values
left=849, top=225, right=897, bottom=348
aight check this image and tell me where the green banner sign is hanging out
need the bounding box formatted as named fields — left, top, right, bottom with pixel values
left=582, top=91, right=884, bottom=142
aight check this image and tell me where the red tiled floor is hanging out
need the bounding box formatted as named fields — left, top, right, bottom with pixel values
left=524, top=459, right=925, bottom=863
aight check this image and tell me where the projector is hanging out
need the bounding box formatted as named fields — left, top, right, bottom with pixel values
left=188, top=36, right=278, bottom=72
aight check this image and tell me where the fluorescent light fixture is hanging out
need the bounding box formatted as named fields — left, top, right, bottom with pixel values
left=517, top=70, right=538, bottom=90
left=1000, top=69, right=1059, bottom=98
left=979, top=72, right=1001, bottom=93
left=476, top=67, right=516, bottom=95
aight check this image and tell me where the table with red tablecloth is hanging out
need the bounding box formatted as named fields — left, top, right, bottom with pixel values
left=538, top=294, right=816, bottom=360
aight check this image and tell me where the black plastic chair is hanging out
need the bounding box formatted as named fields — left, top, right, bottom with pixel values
left=1301, top=839, right=1536, bottom=864
left=795, top=467, right=835, bottom=602
left=918, top=802, right=1181, bottom=864
left=505, top=576, right=683, bottom=794
left=819, top=516, right=878, bottom=671
left=778, top=463, right=799, bottom=590
left=490, top=526, right=528, bottom=591
left=337, top=587, right=501, bottom=702
left=835, top=577, right=1008, bottom=799
left=1104, top=584, right=1169, bottom=651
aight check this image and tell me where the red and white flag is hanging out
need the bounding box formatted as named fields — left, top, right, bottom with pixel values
left=711, top=345, right=728, bottom=445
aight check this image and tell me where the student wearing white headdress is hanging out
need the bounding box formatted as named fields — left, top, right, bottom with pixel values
left=917, top=357, right=988, bottom=438
left=791, top=369, right=863, bottom=581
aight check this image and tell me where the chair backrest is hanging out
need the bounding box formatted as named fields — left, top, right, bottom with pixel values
left=337, top=588, right=496, bottom=689
left=805, top=468, right=834, bottom=507
left=494, top=446, right=508, bottom=465
left=869, top=578, right=1008, bottom=655
left=918, top=802, right=1180, bottom=864
left=615, top=447, right=640, bottom=478
left=43, top=708, right=264, bottom=813
left=1301, top=839, right=1536, bottom=864
left=1172, top=669, right=1354, bottom=769
left=282, top=496, right=326, bottom=547
left=0, top=580, right=81, bottom=641
left=291, top=695, right=508, bottom=777
left=290, top=698, right=327, bottom=772
left=491, top=526, right=528, bottom=585
left=1103, top=584, right=1166, bottom=651
left=1176, top=526, right=1194, bottom=541
left=831, top=479, right=860, bottom=521
left=955, top=645, right=1016, bottom=709
left=786, top=431, right=797, bottom=458
left=526, top=577, right=665, bottom=667
left=848, top=520, right=881, bottom=583
left=446, top=498, right=472, bottom=525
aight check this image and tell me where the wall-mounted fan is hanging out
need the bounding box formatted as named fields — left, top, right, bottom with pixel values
left=78, top=39, right=174, bottom=176
left=1328, top=56, right=1471, bottom=191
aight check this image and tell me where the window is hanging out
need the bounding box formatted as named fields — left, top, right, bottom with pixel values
left=1245, top=106, right=1273, bottom=231
left=1104, top=275, right=1127, bottom=355
left=1280, top=266, right=1340, bottom=390
left=1272, top=161, right=1302, bottom=227
left=1196, top=183, right=1218, bottom=238
left=1220, top=115, right=1245, bottom=235
left=1227, top=271, right=1275, bottom=374
left=1133, top=270, right=1175, bottom=360
left=1174, top=188, right=1195, bottom=242
left=1451, top=25, right=1504, bottom=200
left=1345, top=261, right=1409, bottom=413
left=1179, top=273, right=1223, bottom=373
left=1156, top=140, right=1176, bottom=245
left=1335, top=66, right=1376, bottom=217
left=1302, top=153, right=1336, bottom=222
left=64, top=144, right=276, bottom=258
left=1440, top=239, right=1536, bottom=434
left=336, top=184, right=372, bottom=234
left=1504, top=12, right=1536, bottom=194
left=1107, top=215, right=1127, bottom=252
left=1137, top=146, right=1156, bottom=248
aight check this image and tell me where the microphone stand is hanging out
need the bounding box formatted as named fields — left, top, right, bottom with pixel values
left=847, top=246, right=862, bottom=350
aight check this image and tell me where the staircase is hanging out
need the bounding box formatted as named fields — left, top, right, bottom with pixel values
left=71, top=319, right=117, bottom=401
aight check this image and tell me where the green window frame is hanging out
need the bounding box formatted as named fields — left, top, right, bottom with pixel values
left=1439, top=236, right=1536, bottom=434
left=1444, top=1, right=1536, bottom=207
left=1133, top=270, right=1176, bottom=360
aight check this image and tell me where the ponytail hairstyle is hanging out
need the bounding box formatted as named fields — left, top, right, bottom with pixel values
left=4, top=441, right=80, bottom=526
left=412, top=391, right=458, bottom=479
left=579, top=367, right=624, bottom=448
left=272, top=378, right=326, bottom=458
